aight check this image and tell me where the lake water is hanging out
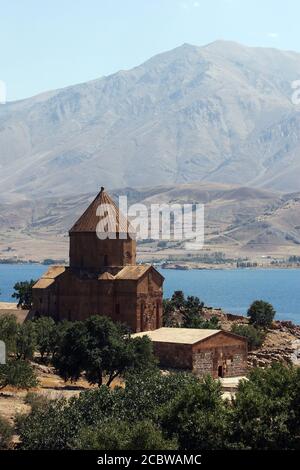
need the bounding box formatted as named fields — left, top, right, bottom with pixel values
left=0, top=264, right=299, bottom=324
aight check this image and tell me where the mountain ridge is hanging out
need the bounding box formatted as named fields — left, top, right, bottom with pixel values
left=1, top=182, right=300, bottom=262
left=1, top=40, right=300, bottom=198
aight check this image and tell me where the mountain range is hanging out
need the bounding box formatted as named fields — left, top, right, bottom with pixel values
left=1, top=183, right=300, bottom=262
left=1, top=40, right=300, bottom=200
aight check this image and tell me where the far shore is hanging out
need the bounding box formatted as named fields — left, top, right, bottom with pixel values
left=1, top=260, right=300, bottom=271
left=159, top=262, right=300, bottom=271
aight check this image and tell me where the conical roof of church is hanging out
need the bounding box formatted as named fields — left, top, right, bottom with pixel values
left=70, top=187, right=134, bottom=234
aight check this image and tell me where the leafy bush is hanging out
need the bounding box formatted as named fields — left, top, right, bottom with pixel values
left=0, top=314, right=18, bottom=354
left=0, top=359, right=38, bottom=390
left=16, top=321, right=37, bottom=360
left=161, top=375, right=230, bottom=450
left=18, top=387, right=122, bottom=450
left=232, top=363, right=300, bottom=449
left=17, top=358, right=300, bottom=450
left=18, top=371, right=198, bottom=450
left=24, top=392, right=50, bottom=413
left=231, top=324, right=265, bottom=351
left=122, top=369, right=199, bottom=422
left=0, top=416, right=14, bottom=449
left=75, top=420, right=177, bottom=450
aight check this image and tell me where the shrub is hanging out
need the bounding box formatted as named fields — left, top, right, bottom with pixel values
left=75, top=420, right=177, bottom=450
left=231, top=324, right=265, bottom=351
left=24, top=392, right=49, bottom=413
left=161, top=375, right=230, bottom=450
left=18, top=387, right=122, bottom=450
left=17, top=364, right=300, bottom=450
left=231, top=363, right=300, bottom=449
left=0, top=416, right=14, bottom=450
left=0, top=314, right=18, bottom=354
left=122, top=369, right=199, bottom=422
left=0, top=359, right=38, bottom=390
left=18, top=371, right=197, bottom=450
left=16, top=321, right=37, bottom=360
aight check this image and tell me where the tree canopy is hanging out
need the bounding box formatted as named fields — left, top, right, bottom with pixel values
left=12, top=280, right=36, bottom=310
left=247, top=300, right=276, bottom=328
left=53, top=315, right=156, bottom=387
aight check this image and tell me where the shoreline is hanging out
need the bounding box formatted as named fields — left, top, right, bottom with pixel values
left=159, top=263, right=300, bottom=271
left=1, top=261, right=300, bottom=271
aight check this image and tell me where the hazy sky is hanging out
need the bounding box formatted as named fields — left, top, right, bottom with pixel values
left=1, top=0, right=299, bottom=101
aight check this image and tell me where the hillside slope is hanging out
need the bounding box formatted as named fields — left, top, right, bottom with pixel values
left=1, top=41, right=300, bottom=198
left=1, top=183, right=300, bottom=262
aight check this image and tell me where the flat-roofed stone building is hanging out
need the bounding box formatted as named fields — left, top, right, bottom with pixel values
left=133, top=327, right=248, bottom=378
left=31, top=188, right=164, bottom=332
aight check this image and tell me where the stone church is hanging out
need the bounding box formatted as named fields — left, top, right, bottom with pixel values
left=31, top=188, right=164, bottom=332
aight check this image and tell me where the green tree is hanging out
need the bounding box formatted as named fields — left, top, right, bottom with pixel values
left=170, top=290, right=186, bottom=309
left=50, top=320, right=72, bottom=359
left=34, top=317, right=56, bottom=359
left=123, top=369, right=199, bottom=422
left=232, top=363, right=300, bottom=449
left=163, top=291, right=186, bottom=326
left=18, top=371, right=196, bottom=450
left=231, top=324, right=265, bottom=351
left=53, top=315, right=156, bottom=387
left=161, top=375, right=230, bottom=450
left=0, top=313, right=18, bottom=354
left=16, top=321, right=37, bottom=360
left=163, top=291, right=214, bottom=329
left=182, top=296, right=218, bottom=329
left=12, top=280, right=36, bottom=309
left=0, top=359, right=38, bottom=390
left=75, top=420, right=177, bottom=450
left=247, top=300, right=276, bottom=328
left=18, top=386, right=122, bottom=450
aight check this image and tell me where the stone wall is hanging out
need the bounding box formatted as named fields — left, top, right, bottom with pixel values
left=192, top=332, right=248, bottom=378
left=69, top=232, right=136, bottom=270
left=32, top=267, right=163, bottom=332
left=192, top=350, right=214, bottom=377
left=153, top=342, right=193, bottom=369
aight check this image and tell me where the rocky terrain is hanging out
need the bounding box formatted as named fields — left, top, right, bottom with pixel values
left=203, top=308, right=300, bottom=368
left=1, top=41, right=300, bottom=201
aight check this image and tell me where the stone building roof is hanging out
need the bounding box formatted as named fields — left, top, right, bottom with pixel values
left=133, top=327, right=247, bottom=345
left=115, top=265, right=164, bottom=281
left=33, top=266, right=66, bottom=289
left=115, top=265, right=151, bottom=280
left=69, top=187, right=134, bottom=235
left=132, top=327, right=222, bottom=344
left=98, top=272, right=115, bottom=280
